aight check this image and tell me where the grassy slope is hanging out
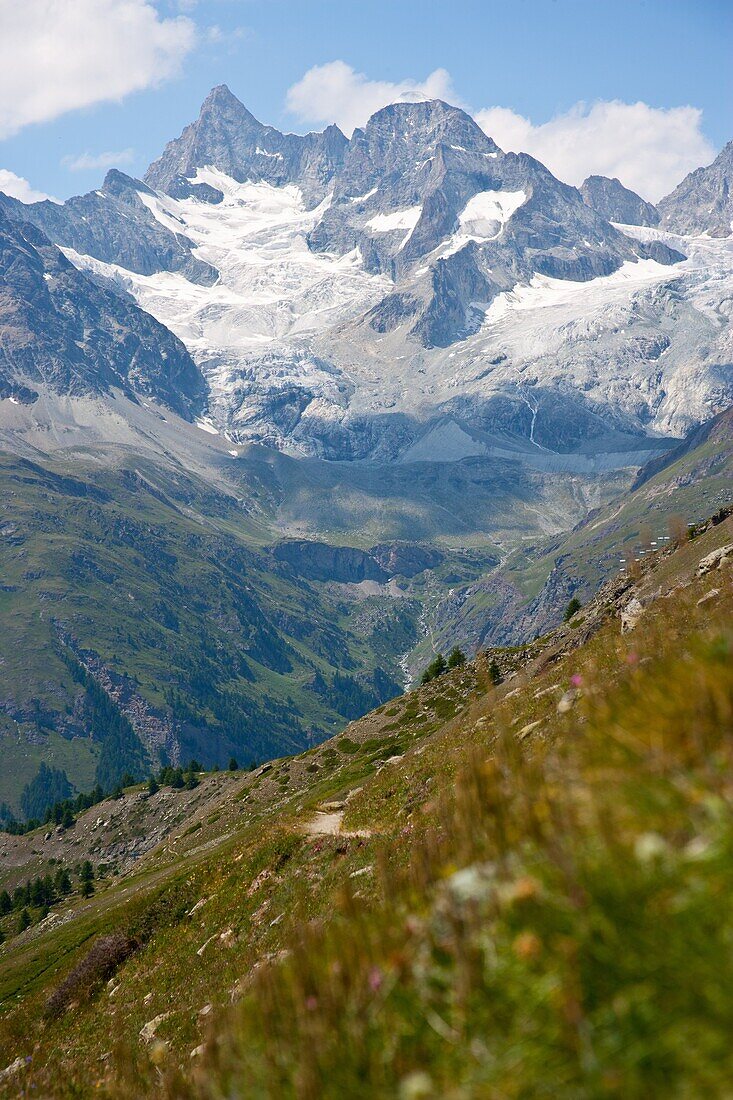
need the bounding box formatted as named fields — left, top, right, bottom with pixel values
left=0, top=451, right=416, bottom=810
left=0, top=512, right=730, bottom=1096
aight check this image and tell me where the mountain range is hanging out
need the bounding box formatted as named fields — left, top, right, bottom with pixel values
left=0, top=84, right=731, bottom=810
left=1, top=85, right=730, bottom=462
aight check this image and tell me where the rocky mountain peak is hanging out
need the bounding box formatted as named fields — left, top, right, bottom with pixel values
left=580, top=174, right=659, bottom=227
left=658, top=138, right=733, bottom=236
left=196, top=83, right=266, bottom=134
left=144, top=86, right=347, bottom=206
left=101, top=169, right=154, bottom=198
left=357, top=98, right=499, bottom=154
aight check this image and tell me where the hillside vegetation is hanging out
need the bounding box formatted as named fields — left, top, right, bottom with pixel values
left=0, top=509, right=730, bottom=1097
left=0, top=450, right=417, bottom=811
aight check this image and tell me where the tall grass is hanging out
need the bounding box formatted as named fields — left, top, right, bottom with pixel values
left=164, top=612, right=733, bottom=1098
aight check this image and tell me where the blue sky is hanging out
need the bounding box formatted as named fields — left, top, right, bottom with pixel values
left=1, top=0, right=731, bottom=203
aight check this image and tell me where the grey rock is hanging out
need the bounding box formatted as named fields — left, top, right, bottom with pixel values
left=0, top=211, right=206, bottom=419
left=272, top=540, right=388, bottom=583
left=0, top=170, right=216, bottom=285
left=144, top=84, right=347, bottom=207
left=658, top=140, right=733, bottom=236
left=580, top=175, right=660, bottom=226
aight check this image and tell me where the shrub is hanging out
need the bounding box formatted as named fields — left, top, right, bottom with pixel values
left=44, top=933, right=135, bottom=1018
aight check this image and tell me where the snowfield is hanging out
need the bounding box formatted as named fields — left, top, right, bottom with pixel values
left=62, top=173, right=733, bottom=459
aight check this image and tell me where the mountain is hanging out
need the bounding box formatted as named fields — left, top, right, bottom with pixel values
left=0, top=448, right=421, bottom=813
left=6, top=88, right=731, bottom=462
left=0, top=210, right=205, bottom=417
left=14, top=86, right=721, bottom=463
left=144, top=84, right=348, bottom=207
left=658, top=140, right=733, bottom=236
left=580, top=174, right=660, bottom=226
left=0, top=509, right=731, bottom=1096
left=0, top=88, right=731, bottom=814
left=0, top=170, right=216, bottom=285
left=309, top=100, right=679, bottom=347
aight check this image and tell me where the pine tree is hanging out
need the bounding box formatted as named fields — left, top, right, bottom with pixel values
left=147, top=773, right=159, bottom=796
left=228, top=757, right=239, bottom=771
left=563, top=597, right=582, bottom=622
left=420, top=653, right=447, bottom=685
left=447, top=647, right=466, bottom=669
left=18, top=907, right=31, bottom=932
left=489, top=660, right=502, bottom=686
left=79, top=861, right=95, bottom=898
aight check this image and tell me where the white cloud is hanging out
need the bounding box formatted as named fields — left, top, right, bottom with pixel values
left=204, top=23, right=250, bottom=47
left=475, top=100, right=715, bottom=202
left=0, top=169, right=58, bottom=203
left=0, top=0, right=196, bottom=140
left=62, top=148, right=135, bottom=172
left=285, top=61, right=461, bottom=137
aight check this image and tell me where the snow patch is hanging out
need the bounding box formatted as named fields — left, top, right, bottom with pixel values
left=347, top=187, right=378, bottom=204
left=195, top=417, right=219, bottom=435
left=366, top=205, right=422, bottom=251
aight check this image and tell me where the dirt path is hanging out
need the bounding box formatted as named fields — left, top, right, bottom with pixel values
left=302, top=810, right=345, bottom=836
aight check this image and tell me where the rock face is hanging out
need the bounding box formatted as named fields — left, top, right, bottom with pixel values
left=144, top=84, right=348, bottom=207
left=658, top=141, right=733, bottom=236
left=580, top=175, right=660, bottom=227
left=0, top=210, right=206, bottom=417
left=0, top=170, right=216, bottom=285
left=371, top=542, right=443, bottom=577
left=272, top=540, right=388, bottom=583
left=272, top=538, right=444, bottom=583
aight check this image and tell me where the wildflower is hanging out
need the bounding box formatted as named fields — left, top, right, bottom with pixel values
left=399, top=1071, right=434, bottom=1099
left=305, top=995, right=318, bottom=1011
left=368, top=966, right=383, bottom=992
left=149, top=1040, right=168, bottom=1066
left=683, top=835, right=713, bottom=861
left=446, top=862, right=495, bottom=904
left=512, top=931, right=542, bottom=961
left=626, top=651, right=639, bottom=665
left=570, top=674, right=583, bottom=688
left=634, top=832, right=668, bottom=863
left=505, top=875, right=541, bottom=905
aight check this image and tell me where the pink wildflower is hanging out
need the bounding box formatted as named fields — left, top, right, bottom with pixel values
left=368, top=967, right=383, bottom=992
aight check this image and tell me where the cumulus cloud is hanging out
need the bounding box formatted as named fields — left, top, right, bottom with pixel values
left=62, top=148, right=135, bottom=172
left=475, top=100, right=715, bottom=201
left=0, top=169, right=58, bottom=203
left=285, top=61, right=461, bottom=136
left=0, top=0, right=196, bottom=140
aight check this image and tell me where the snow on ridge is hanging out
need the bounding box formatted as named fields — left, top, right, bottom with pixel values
left=459, top=189, right=527, bottom=235
left=366, top=206, right=422, bottom=234
left=347, top=187, right=378, bottom=204
left=436, top=189, right=527, bottom=259
left=366, top=205, right=423, bottom=251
